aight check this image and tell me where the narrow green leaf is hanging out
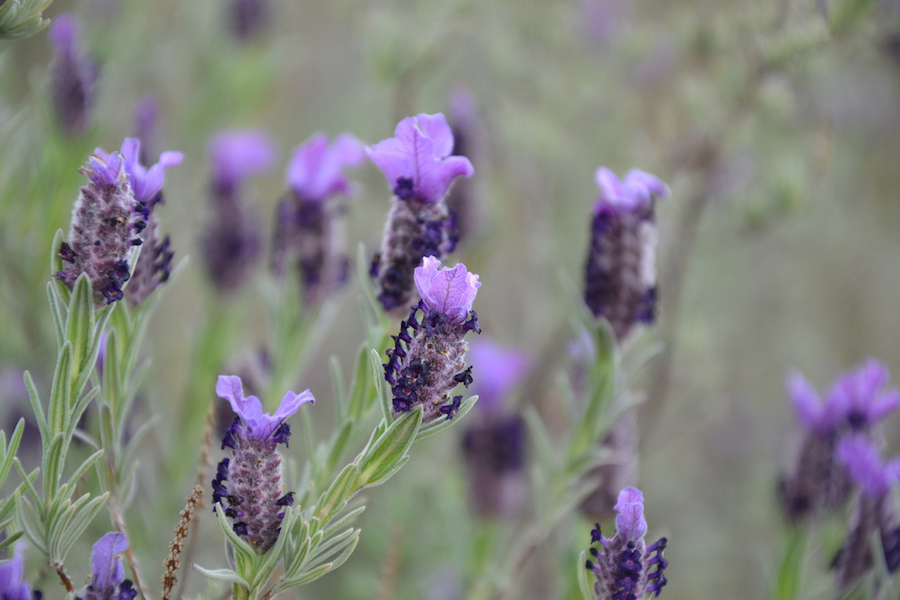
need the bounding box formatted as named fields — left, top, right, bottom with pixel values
left=46, top=282, right=64, bottom=348
left=415, top=395, right=479, bottom=441
left=102, top=330, right=121, bottom=415
left=53, top=493, right=110, bottom=562
left=48, top=343, right=72, bottom=436
left=284, top=533, right=314, bottom=580
left=773, top=527, right=808, bottom=600
left=14, top=496, right=47, bottom=554
left=279, top=563, right=332, bottom=589
left=325, top=420, right=354, bottom=476
left=213, top=502, right=256, bottom=565
left=347, top=345, right=373, bottom=422
left=330, top=355, right=346, bottom=418
left=13, top=461, right=41, bottom=506
left=23, top=371, right=46, bottom=441
left=41, top=433, right=65, bottom=501
left=249, top=509, right=296, bottom=589
left=0, top=531, right=23, bottom=554
left=321, top=505, right=365, bottom=540
left=65, top=386, right=99, bottom=442
left=193, top=566, right=250, bottom=590
left=308, top=527, right=358, bottom=566
left=356, top=408, right=421, bottom=487
left=65, top=274, right=95, bottom=388
left=359, top=455, right=408, bottom=489
left=370, top=349, right=391, bottom=422
left=576, top=551, right=593, bottom=599
left=0, top=419, right=25, bottom=487
left=315, top=463, right=358, bottom=524
left=49, top=230, right=65, bottom=277
left=63, top=449, right=104, bottom=491
left=72, top=306, right=113, bottom=399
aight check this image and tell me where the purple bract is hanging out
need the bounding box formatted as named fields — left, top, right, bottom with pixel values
left=216, top=375, right=314, bottom=441
left=414, top=256, right=481, bottom=324
left=286, top=132, right=364, bottom=201
left=209, top=130, right=276, bottom=193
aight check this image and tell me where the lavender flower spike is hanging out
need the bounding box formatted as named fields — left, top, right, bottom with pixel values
left=585, top=487, right=668, bottom=599
left=48, top=13, right=98, bottom=136
left=383, top=257, right=481, bottom=423
left=212, top=375, right=314, bottom=552
left=0, top=544, right=35, bottom=600
left=56, top=148, right=147, bottom=307
left=272, top=133, right=363, bottom=303
left=583, top=167, right=669, bottom=341
left=368, top=113, right=474, bottom=315
left=202, top=130, right=275, bottom=292
left=76, top=532, right=137, bottom=600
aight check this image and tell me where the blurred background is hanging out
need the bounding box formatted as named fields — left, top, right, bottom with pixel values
left=3, top=0, right=900, bottom=598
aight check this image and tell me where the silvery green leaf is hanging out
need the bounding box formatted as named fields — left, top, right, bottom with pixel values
left=74, top=306, right=113, bottom=399
left=0, top=0, right=52, bottom=42
left=249, top=508, right=296, bottom=589
left=63, top=449, right=103, bottom=492
left=279, top=563, right=332, bottom=589
left=306, top=527, right=358, bottom=568
left=0, top=530, right=23, bottom=553
left=415, top=394, right=478, bottom=441
left=41, top=433, right=65, bottom=500
left=577, top=551, right=593, bottom=599
left=358, top=455, right=408, bottom=489
left=321, top=505, right=365, bottom=539
left=370, top=349, right=391, bottom=422
left=12, top=460, right=40, bottom=506
left=65, top=274, right=95, bottom=384
left=48, top=342, right=72, bottom=436
left=356, top=408, right=421, bottom=487
left=212, top=502, right=256, bottom=567
left=0, top=418, right=24, bottom=487
left=313, top=463, right=358, bottom=524
left=23, top=371, right=46, bottom=441
left=325, top=419, right=354, bottom=477
left=193, top=566, right=250, bottom=590
left=347, top=344, right=373, bottom=423
left=65, top=386, right=98, bottom=443
left=13, top=495, right=46, bottom=554
left=47, top=281, right=64, bottom=348
left=283, top=530, right=314, bottom=579
left=52, top=492, right=108, bottom=561
left=49, top=229, right=64, bottom=278
left=523, top=406, right=558, bottom=473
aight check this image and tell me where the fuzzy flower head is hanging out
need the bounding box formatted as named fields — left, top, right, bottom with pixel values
left=286, top=133, right=364, bottom=201
left=469, top=339, right=531, bottom=413
left=213, top=377, right=313, bottom=552
left=414, top=256, right=481, bottom=324
left=0, top=544, right=33, bottom=600
left=586, top=487, right=668, bottom=599
left=77, top=532, right=136, bottom=600
left=209, top=129, right=276, bottom=194
left=217, top=375, right=314, bottom=442
left=367, top=113, right=474, bottom=203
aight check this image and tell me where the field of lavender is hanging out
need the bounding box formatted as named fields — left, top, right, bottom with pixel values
left=3, top=1, right=900, bottom=599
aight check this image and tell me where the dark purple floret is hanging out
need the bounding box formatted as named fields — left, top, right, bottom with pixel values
left=393, top=177, right=415, bottom=200
left=271, top=422, right=291, bottom=446
left=276, top=492, right=294, bottom=506
left=462, top=412, right=528, bottom=517
left=453, top=366, right=473, bottom=387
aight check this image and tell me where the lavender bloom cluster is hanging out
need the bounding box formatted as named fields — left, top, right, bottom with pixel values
left=212, top=376, right=314, bottom=553
left=48, top=13, right=98, bottom=137
left=202, top=130, right=275, bottom=293
left=272, top=133, right=364, bottom=304
left=779, top=359, right=900, bottom=522
left=55, top=139, right=181, bottom=307
left=383, top=257, right=481, bottom=423
left=585, top=487, right=668, bottom=599
left=583, top=168, right=669, bottom=340
left=368, top=113, right=474, bottom=315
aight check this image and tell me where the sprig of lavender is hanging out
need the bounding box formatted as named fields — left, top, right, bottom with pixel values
left=0, top=0, right=51, bottom=40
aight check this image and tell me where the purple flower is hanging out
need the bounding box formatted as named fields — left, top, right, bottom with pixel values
left=285, top=133, right=364, bottom=201
left=0, top=544, right=34, bottom=600
left=585, top=487, right=668, bottom=599
left=366, top=113, right=473, bottom=203
left=414, top=256, right=481, bottom=324
left=57, top=149, right=148, bottom=307
left=119, top=138, right=182, bottom=205
left=77, top=533, right=136, bottom=600
left=132, top=96, right=159, bottom=164
left=229, top=0, right=268, bottom=40
left=212, top=376, right=313, bottom=552
left=216, top=375, right=314, bottom=441
left=445, top=89, right=481, bottom=243
left=383, top=258, right=481, bottom=423
left=837, top=436, right=900, bottom=500
left=48, top=13, right=98, bottom=136
left=209, top=129, right=276, bottom=194
left=583, top=167, right=668, bottom=340
left=468, top=339, right=531, bottom=413
left=462, top=413, right=527, bottom=517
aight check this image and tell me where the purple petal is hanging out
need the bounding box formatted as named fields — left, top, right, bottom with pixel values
left=594, top=167, right=667, bottom=212
left=787, top=372, right=825, bottom=431
left=414, top=256, right=481, bottom=323
left=209, top=129, right=276, bottom=191
left=870, top=391, right=900, bottom=423
left=836, top=436, right=894, bottom=499
left=270, top=389, right=316, bottom=426
left=366, top=113, right=474, bottom=203
left=614, top=486, right=647, bottom=542
left=90, top=532, right=128, bottom=590
left=48, top=13, right=77, bottom=49
left=286, top=132, right=363, bottom=200
left=0, top=543, right=30, bottom=600
left=84, top=151, right=126, bottom=188
left=216, top=375, right=313, bottom=440
left=469, top=339, right=531, bottom=412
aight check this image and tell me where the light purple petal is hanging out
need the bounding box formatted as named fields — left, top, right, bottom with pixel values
left=836, top=436, right=893, bottom=499
left=90, top=532, right=128, bottom=590
left=118, top=138, right=183, bottom=204
left=470, top=339, right=531, bottom=412
left=286, top=132, right=363, bottom=200
left=787, top=372, right=825, bottom=431
left=216, top=375, right=313, bottom=440
left=366, top=113, right=474, bottom=203
left=623, top=169, right=670, bottom=200
left=594, top=167, right=667, bottom=213
left=0, top=543, right=29, bottom=600
left=84, top=151, right=125, bottom=188
left=414, top=256, right=481, bottom=323
left=48, top=13, right=77, bottom=49
left=210, top=129, right=276, bottom=191
left=870, top=391, right=900, bottom=423
left=614, top=486, right=647, bottom=542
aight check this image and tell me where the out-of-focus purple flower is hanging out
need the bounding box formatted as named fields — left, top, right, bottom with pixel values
left=0, top=544, right=34, bottom=600
left=48, top=13, right=99, bottom=137
left=212, top=376, right=313, bottom=552
left=369, top=114, right=474, bottom=314
left=209, top=130, right=276, bottom=195
left=414, top=256, right=481, bottom=324
left=468, top=339, right=531, bottom=413
left=585, top=487, right=668, bottom=599
left=445, top=89, right=481, bottom=243
left=581, top=0, right=633, bottom=45
left=383, top=258, right=481, bottom=423
left=229, top=0, right=268, bottom=40
left=837, top=436, right=900, bottom=500
left=272, top=133, right=363, bottom=303
left=133, top=96, right=159, bottom=165
left=462, top=413, right=527, bottom=517
left=583, top=167, right=669, bottom=340
left=56, top=149, right=146, bottom=307
left=780, top=360, right=900, bottom=523
left=76, top=532, right=137, bottom=600
left=367, top=113, right=473, bottom=204
left=202, top=130, right=274, bottom=293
